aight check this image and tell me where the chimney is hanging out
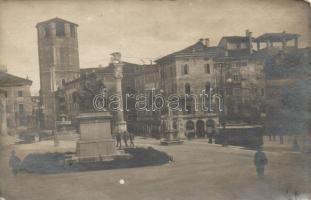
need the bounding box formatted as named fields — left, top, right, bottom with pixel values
left=246, top=29, right=253, bottom=54
left=204, top=38, right=210, bottom=47
left=0, top=65, right=7, bottom=73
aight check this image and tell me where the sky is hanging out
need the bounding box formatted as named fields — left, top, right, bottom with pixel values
left=0, top=0, right=310, bottom=95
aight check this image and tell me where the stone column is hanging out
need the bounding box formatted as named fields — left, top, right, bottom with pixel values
left=112, top=53, right=127, bottom=134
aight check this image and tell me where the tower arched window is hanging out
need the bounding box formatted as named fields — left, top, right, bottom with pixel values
left=56, top=22, right=65, bottom=37
left=205, top=64, right=210, bottom=74
left=185, top=83, right=191, bottom=94
left=70, top=24, right=76, bottom=38
left=44, top=27, right=50, bottom=38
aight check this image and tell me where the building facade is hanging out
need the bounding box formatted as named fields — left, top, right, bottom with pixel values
left=0, top=72, right=33, bottom=133
left=133, top=64, right=161, bottom=138
left=214, top=30, right=266, bottom=124
left=156, top=39, right=219, bottom=139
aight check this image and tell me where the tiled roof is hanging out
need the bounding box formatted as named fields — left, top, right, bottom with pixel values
left=0, top=72, right=32, bottom=87
left=80, top=62, right=141, bottom=78
left=155, top=40, right=216, bottom=63
left=254, top=33, right=300, bottom=42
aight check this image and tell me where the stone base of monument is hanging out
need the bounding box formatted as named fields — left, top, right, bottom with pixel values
left=160, top=130, right=184, bottom=145
left=67, top=112, right=131, bottom=164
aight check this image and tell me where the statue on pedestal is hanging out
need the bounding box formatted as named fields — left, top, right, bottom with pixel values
left=73, top=79, right=107, bottom=113
left=160, top=108, right=183, bottom=145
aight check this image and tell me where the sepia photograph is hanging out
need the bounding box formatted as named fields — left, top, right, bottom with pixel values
left=0, top=0, right=311, bottom=199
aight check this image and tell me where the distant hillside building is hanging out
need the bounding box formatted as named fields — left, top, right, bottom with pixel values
left=36, top=18, right=80, bottom=129
left=0, top=72, right=33, bottom=133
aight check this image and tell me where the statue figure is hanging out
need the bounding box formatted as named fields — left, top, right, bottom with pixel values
left=110, top=52, right=122, bottom=64
left=73, top=78, right=107, bottom=113
left=55, top=87, right=66, bottom=115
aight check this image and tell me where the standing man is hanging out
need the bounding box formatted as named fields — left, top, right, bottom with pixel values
left=9, top=150, right=21, bottom=175
left=254, top=147, right=268, bottom=179
left=129, top=132, right=135, bottom=147
left=123, top=131, right=129, bottom=147
left=116, top=132, right=122, bottom=149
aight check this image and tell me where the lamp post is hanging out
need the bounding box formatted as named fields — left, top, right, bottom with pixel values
left=218, top=63, right=232, bottom=146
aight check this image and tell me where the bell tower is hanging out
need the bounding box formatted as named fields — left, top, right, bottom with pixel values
left=36, top=17, right=80, bottom=128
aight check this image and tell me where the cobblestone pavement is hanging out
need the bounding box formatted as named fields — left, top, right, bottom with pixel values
left=0, top=136, right=310, bottom=200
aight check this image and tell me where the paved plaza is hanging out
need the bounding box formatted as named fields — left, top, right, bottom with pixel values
left=0, top=137, right=310, bottom=200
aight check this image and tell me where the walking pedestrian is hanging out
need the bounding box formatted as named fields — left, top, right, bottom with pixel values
left=123, top=131, right=129, bottom=147
left=129, top=132, right=135, bottom=147
left=254, top=147, right=268, bottom=179
left=116, top=132, right=122, bottom=149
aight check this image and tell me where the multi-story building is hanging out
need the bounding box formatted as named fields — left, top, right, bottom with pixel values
left=36, top=18, right=80, bottom=129
left=253, top=32, right=310, bottom=136
left=0, top=72, right=33, bottom=133
left=133, top=64, right=161, bottom=138
left=155, top=38, right=219, bottom=138
left=213, top=30, right=266, bottom=124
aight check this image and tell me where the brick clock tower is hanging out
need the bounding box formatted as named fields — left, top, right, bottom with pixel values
left=36, top=18, right=80, bottom=129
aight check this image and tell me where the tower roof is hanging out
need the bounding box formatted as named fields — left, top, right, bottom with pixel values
left=36, top=17, right=78, bottom=28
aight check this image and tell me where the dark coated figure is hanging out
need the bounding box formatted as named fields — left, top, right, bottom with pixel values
left=254, top=147, right=268, bottom=179
left=123, top=131, right=129, bottom=147
left=129, top=132, right=135, bottom=147
left=116, top=132, right=122, bottom=149
left=9, top=150, right=21, bottom=175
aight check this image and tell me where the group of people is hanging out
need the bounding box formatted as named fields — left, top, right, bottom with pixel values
left=115, top=131, right=135, bottom=149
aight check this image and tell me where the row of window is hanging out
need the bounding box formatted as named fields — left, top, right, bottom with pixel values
left=181, top=64, right=211, bottom=75
left=43, top=22, right=76, bottom=38
left=184, top=83, right=264, bottom=97
left=184, top=82, right=211, bottom=94
left=3, top=90, right=23, bottom=98
left=6, top=104, right=24, bottom=113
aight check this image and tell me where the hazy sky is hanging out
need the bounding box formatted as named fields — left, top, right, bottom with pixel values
left=0, top=0, right=310, bottom=94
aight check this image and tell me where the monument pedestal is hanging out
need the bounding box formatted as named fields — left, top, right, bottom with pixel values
left=68, top=112, right=130, bottom=163
left=160, top=130, right=183, bottom=145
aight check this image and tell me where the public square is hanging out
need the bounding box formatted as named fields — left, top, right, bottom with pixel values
left=0, top=136, right=310, bottom=200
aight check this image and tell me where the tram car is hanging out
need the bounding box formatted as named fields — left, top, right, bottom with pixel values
left=215, top=124, right=263, bottom=148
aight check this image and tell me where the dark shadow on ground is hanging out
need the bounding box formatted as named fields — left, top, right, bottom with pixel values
left=19, top=147, right=170, bottom=174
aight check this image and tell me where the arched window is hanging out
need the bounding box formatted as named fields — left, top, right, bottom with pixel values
left=185, top=83, right=191, bottom=94
left=62, top=79, right=66, bottom=86
left=205, top=82, right=211, bottom=93
left=44, top=27, right=50, bottom=38
left=205, top=64, right=210, bottom=74
left=182, top=64, right=189, bottom=75
left=70, top=24, right=76, bottom=38
left=55, top=22, right=65, bottom=37
left=186, top=120, right=194, bottom=130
